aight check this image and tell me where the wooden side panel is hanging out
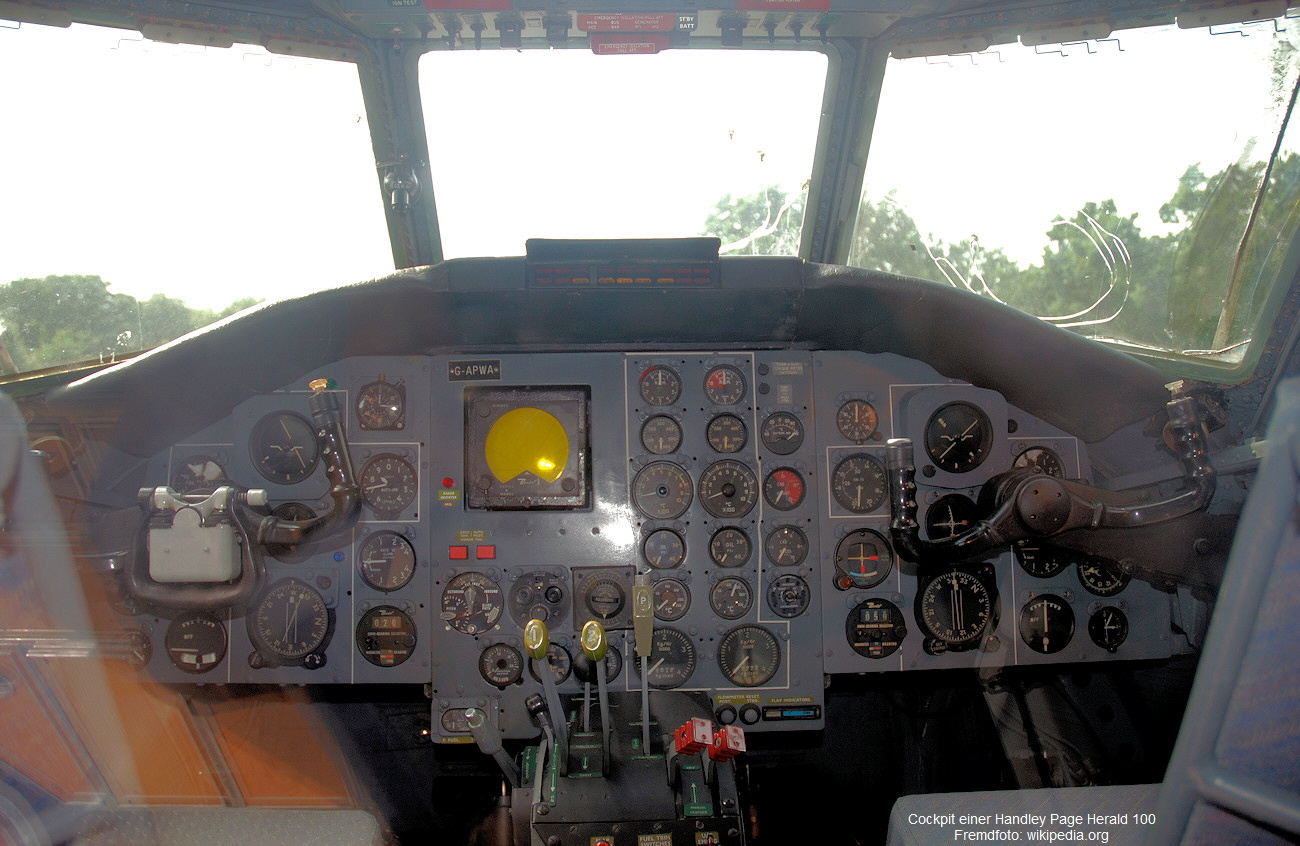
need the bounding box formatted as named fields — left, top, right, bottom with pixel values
left=203, top=688, right=355, bottom=807
left=0, top=655, right=97, bottom=801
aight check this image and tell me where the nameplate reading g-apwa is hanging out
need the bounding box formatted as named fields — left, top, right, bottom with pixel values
left=448, top=360, right=502, bottom=381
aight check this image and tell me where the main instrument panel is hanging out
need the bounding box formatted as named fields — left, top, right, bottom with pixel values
left=132, top=348, right=1176, bottom=740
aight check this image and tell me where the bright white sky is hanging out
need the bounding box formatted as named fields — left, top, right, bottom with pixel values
left=0, top=15, right=1293, bottom=316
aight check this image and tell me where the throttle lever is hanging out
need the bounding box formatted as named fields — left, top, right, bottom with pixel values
left=889, top=394, right=1216, bottom=566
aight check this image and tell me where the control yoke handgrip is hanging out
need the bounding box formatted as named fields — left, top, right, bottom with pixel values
left=888, top=395, right=1216, bottom=566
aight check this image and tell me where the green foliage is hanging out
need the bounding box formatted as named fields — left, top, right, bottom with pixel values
left=702, top=185, right=805, bottom=256
left=0, top=275, right=262, bottom=374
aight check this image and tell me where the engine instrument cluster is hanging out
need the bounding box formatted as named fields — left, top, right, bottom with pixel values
left=128, top=348, right=1177, bottom=740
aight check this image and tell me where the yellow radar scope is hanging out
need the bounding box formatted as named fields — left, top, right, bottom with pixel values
left=484, top=407, right=569, bottom=484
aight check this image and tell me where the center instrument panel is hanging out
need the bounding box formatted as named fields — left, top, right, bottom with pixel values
left=135, top=349, right=1176, bottom=739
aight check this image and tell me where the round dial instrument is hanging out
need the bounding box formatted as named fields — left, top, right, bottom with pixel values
left=266, top=502, right=318, bottom=563
left=760, top=412, right=804, bottom=455
left=924, top=402, right=994, bottom=474
left=356, top=379, right=404, bottom=430
left=917, top=569, right=994, bottom=650
left=479, top=643, right=524, bottom=687
left=830, top=453, right=887, bottom=513
left=1088, top=606, right=1129, bottom=652
left=653, top=579, right=690, bottom=621
left=764, top=525, right=808, bottom=567
left=508, top=571, right=568, bottom=628
left=709, top=527, right=752, bottom=568
left=528, top=643, right=573, bottom=685
left=356, top=606, right=417, bottom=667
left=1014, top=446, right=1065, bottom=477
left=1078, top=556, right=1130, bottom=597
left=641, top=415, right=682, bottom=455
left=833, top=528, right=893, bottom=590
left=925, top=494, right=979, bottom=541
left=164, top=612, right=227, bottom=674
left=249, top=579, right=331, bottom=664
left=846, top=598, right=907, bottom=659
left=698, top=460, right=758, bottom=518
left=582, top=578, right=626, bottom=621
left=360, top=453, right=418, bottom=515
left=171, top=455, right=229, bottom=495
left=767, top=574, right=811, bottom=618
left=836, top=399, right=879, bottom=442
left=1018, top=594, right=1074, bottom=655
left=703, top=365, right=747, bottom=405
left=250, top=411, right=320, bottom=485
left=633, top=627, right=696, bottom=689
left=717, top=625, right=781, bottom=687
left=706, top=414, right=748, bottom=453
left=710, top=578, right=753, bottom=620
left=632, top=461, right=693, bottom=520
left=1014, top=541, right=1071, bottom=578
left=639, top=365, right=682, bottom=406
left=643, top=528, right=686, bottom=569
left=763, top=467, right=805, bottom=511
left=358, top=531, right=416, bottom=592
left=441, top=572, right=504, bottom=635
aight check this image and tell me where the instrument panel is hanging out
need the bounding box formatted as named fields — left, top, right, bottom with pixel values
left=131, top=349, right=1176, bottom=739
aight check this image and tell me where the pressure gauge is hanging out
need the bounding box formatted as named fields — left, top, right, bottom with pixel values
left=632, top=627, right=696, bottom=689
left=830, top=453, right=887, bottom=513
left=706, top=414, right=748, bottom=453
left=639, top=365, right=682, bottom=406
left=1018, top=594, right=1075, bottom=655
left=641, top=415, right=682, bottom=455
left=717, top=625, right=781, bottom=687
left=703, top=365, right=746, bottom=405
left=358, top=531, right=416, bottom=592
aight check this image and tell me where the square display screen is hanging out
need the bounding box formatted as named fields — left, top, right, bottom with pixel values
left=464, top=386, right=591, bottom=510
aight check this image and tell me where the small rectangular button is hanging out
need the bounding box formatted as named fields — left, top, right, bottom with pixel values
left=476, top=545, right=496, bottom=560
left=449, top=545, right=469, bottom=560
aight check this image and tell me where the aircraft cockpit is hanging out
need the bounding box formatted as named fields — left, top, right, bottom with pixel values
left=1, top=1, right=1298, bottom=844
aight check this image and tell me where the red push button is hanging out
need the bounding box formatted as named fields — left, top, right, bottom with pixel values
left=449, top=545, right=469, bottom=560
left=476, top=545, right=496, bottom=560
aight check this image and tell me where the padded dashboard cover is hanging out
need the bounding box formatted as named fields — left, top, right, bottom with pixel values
left=48, top=257, right=1170, bottom=456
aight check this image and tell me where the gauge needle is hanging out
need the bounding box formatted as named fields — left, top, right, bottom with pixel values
left=950, top=575, right=964, bottom=633
left=284, top=597, right=298, bottom=643
left=649, top=658, right=665, bottom=674
left=365, top=477, right=389, bottom=491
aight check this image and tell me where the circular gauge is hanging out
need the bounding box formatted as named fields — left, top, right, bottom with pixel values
left=917, top=569, right=994, bottom=649
left=764, top=525, right=808, bottom=567
left=763, top=467, right=805, bottom=511
left=710, top=578, right=753, bottom=620
left=925, top=402, right=994, bottom=474
left=709, top=527, right=752, bottom=568
left=479, top=643, right=524, bottom=688
left=358, top=531, right=416, bottom=592
left=767, top=574, right=811, bottom=619
left=643, top=528, right=686, bottom=569
left=632, top=461, right=693, bottom=520
left=356, top=379, right=404, bottom=430
left=582, top=578, right=626, bottom=621
left=830, top=453, right=887, bottom=513
left=704, top=365, right=747, bottom=405
left=846, top=598, right=907, bottom=659
left=1014, top=446, right=1065, bottom=478
left=1088, top=606, right=1129, bottom=653
left=1014, top=541, right=1071, bottom=578
left=441, top=572, right=504, bottom=635
left=639, top=365, right=682, bottom=406
left=249, top=579, right=331, bottom=664
left=718, top=625, right=781, bottom=687
left=266, top=502, right=318, bottom=562
left=170, top=455, right=229, bottom=495
left=632, top=627, right=696, bottom=689
left=1019, top=594, right=1074, bottom=655
left=697, top=460, right=759, bottom=518
left=653, top=579, right=691, bottom=621
left=356, top=606, right=417, bottom=667
left=641, top=415, right=682, bottom=455
left=706, top=414, right=748, bottom=453
left=360, top=453, right=418, bottom=515
left=250, top=411, right=320, bottom=485
left=833, top=529, right=893, bottom=590
left=1078, top=556, right=1130, bottom=597
left=760, top=412, right=804, bottom=455
left=527, top=643, right=573, bottom=685
left=925, top=494, right=980, bottom=541
left=508, top=571, right=568, bottom=628
left=164, top=612, right=227, bottom=674
left=837, top=399, right=879, bottom=442
left=574, top=642, right=624, bottom=685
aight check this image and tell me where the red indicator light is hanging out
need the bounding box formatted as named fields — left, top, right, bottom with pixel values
left=442, top=477, right=456, bottom=488
left=449, top=546, right=469, bottom=560
left=476, top=545, right=496, bottom=560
